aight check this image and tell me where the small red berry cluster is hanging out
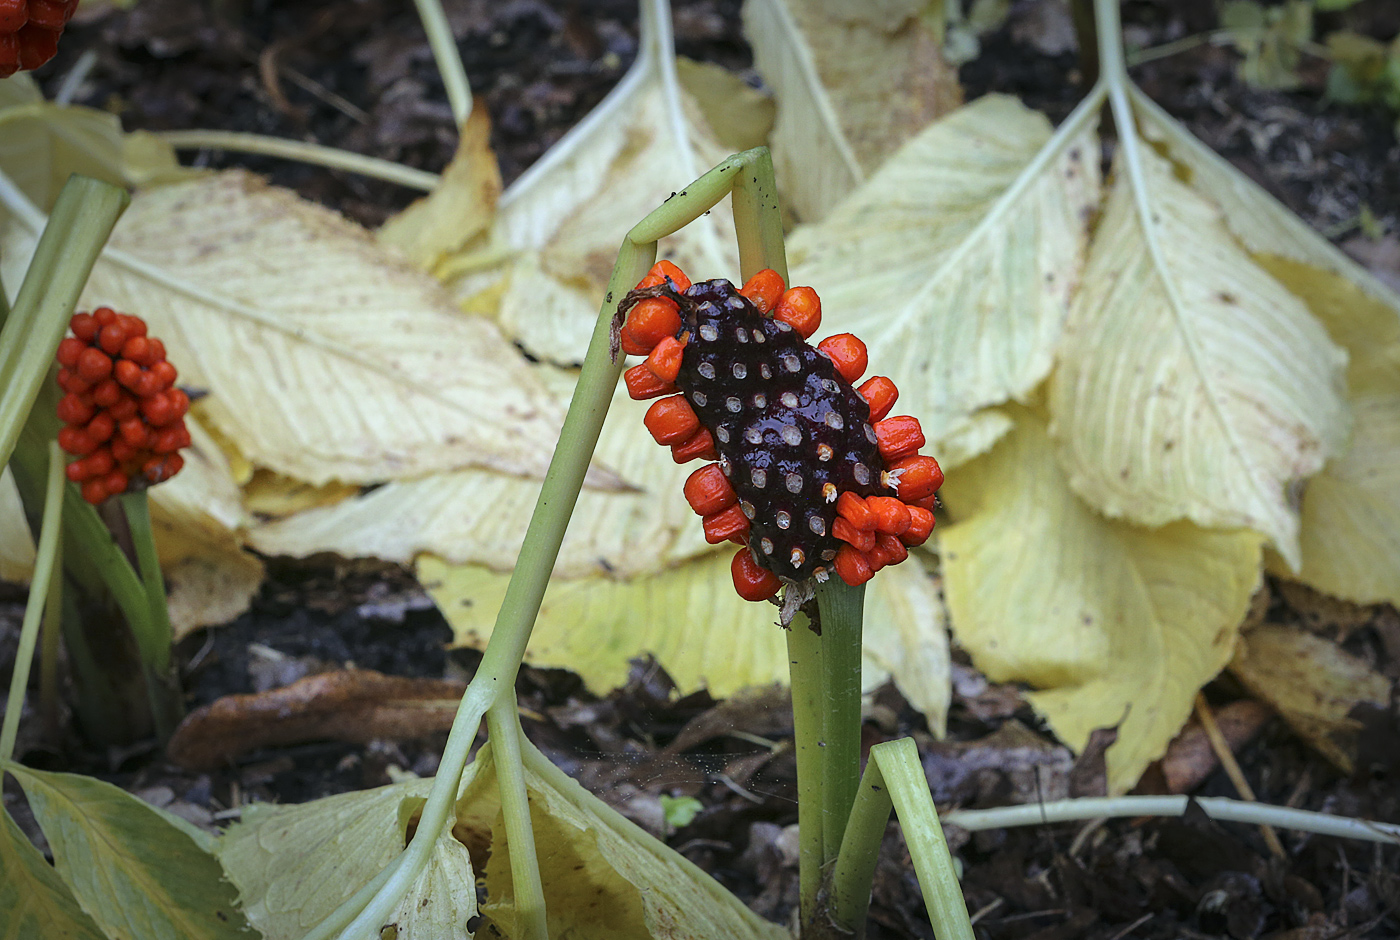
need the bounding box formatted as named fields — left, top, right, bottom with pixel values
left=619, top=261, right=943, bottom=605
left=0, top=0, right=78, bottom=78
left=55, top=308, right=191, bottom=504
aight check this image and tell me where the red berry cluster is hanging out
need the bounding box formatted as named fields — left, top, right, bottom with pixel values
left=619, top=261, right=944, bottom=606
left=0, top=0, right=79, bottom=78
left=55, top=308, right=191, bottom=504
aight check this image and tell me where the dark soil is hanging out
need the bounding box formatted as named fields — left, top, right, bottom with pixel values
left=5, top=0, right=1400, bottom=938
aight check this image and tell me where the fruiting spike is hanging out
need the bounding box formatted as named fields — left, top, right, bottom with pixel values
left=816, top=333, right=867, bottom=385
left=739, top=268, right=786, bottom=315
left=773, top=286, right=821, bottom=339
left=732, top=549, right=782, bottom=601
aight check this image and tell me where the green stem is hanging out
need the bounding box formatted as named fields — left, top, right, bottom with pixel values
left=323, top=147, right=784, bottom=940
left=874, top=739, right=973, bottom=940
left=829, top=743, right=893, bottom=933
left=816, top=578, right=865, bottom=862
left=118, top=491, right=182, bottom=740
left=785, top=616, right=826, bottom=919
left=38, top=530, right=63, bottom=741
left=487, top=701, right=548, bottom=940
left=159, top=131, right=439, bottom=191
left=0, top=443, right=66, bottom=765
left=411, top=0, right=473, bottom=128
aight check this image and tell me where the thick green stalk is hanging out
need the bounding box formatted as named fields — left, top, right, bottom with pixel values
left=486, top=702, right=548, bottom=940
left=323, top=148, right=781, bottom=940
left=785, top=616, right=826, bottom=918
left=828, top=745, right=894, bottom=932
left=0, top=443, right=66, bottom=765
left=816, top=579, right=865, bottom=859
left=117, top=492, right=182, bottom=738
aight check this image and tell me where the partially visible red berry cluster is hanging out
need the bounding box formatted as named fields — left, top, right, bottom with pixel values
left=56, top=308, right=191, bottom=504
left=0, top=0, right=78, bottom=78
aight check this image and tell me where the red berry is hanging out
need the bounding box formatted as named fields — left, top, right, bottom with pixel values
left=76, top=347, right=112, bottom=382
left=731, top=548, right=781, bottom=601
left=621, top=298, right=682, bottom=356
left=110, top=438, right=138, bottom=463
left=98, top=323, right=127, bottom=356
left=873, top=416, right=924, bottom=462
left=141, top=393, right=174, bottom=426
left=80, top=480, right=107, bottom=504
left=857, top=376, right=898, bottom=422
left=643, top=395, right=700, bottom=445
left=683, top=463, right=737, bottom=516
left=92, top=378, right=122, bottom=408
left=119, top=417, right=148, bottom=447
left=85, top=412, right=114, bottom=444
left=739, top=269, right=785, bottom=315
left=773, top=286, right=822, bottom=339
left=56, top=392, right=94, bottom=425
left=57, top=426, right=96, bottom=456
left=68, top=312, right=97, bottom=341
left=113, top=359, right=142, bottom=389
left=100, top=470, right=128, bottom=498
left=93, top=307, right=117, bottom=326
left=167, top=387, right=190, bottom=419
left=107, top=394, right=139, bottom=421
left=149, top=359, right=177, bottom=391
left=153, top=426, right=184, bottom=454
left=56, top=336, right=85, bottom=368
left=817, top=334, right=868, bottom=385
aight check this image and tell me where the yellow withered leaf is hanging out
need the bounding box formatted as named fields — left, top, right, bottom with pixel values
left=788, top=93, right=1100, bottom=467
left=1048, top=141, right=1348, bottom=570
left=741, top=0, right=961, bottom=222
left=2, top=171, right=568, bottom=486
left=940, top=408, right=1262, bottom=792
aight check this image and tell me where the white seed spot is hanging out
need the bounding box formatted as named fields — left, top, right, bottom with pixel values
left=752, top=329, right=765, bottom=343
left=825, top=412, right=844, bottom=429
left=821, top=548, right=837, bottom=561
left=776, top=510, right=791, bottom=529
left=739, top=500, right=755, bottom=519
left=823, top=482, right=838, bottom=502
left=810, top=515, right=826, bottom=536
left=699, top=323, right=718, bottom=341
left=817, top=443, right=834, bottom=462
left=751, top=468, right=767, bottom=488
left=735, top=328, right=749, bottom=343
left=698, top=361, right=715, bottom=379
left=774, top=319, right=792, bottom=332
left=753, top=394, right=767, bottom=408
left=822, top=379, right=839, bottom=393
left=780, top=425, right=802, bottom=446
left=783, top=354, right=801, bottom=372
left=786, top=472, right=803, bottom=493
left=853, top=462, right=871, bottom=485
left=761, top=537, right=774, bottom=554
left=745, top=426, right=763, bottom=444
left=780, top=391, right=799, bottom=408
left=720, top=457, right=732, bottom=476
left=790, top=548, right=805, bottom=568
left=760, top=364, right=772, bottom=379
left=732, top=362, right=747, bottom=379
left=726, top=397, right=742, bottom=412
left=716, top=426, right=730, bottom=443
left=814, top=567, right=829, bottom=582
left=692, top=391, right=707, bottom=407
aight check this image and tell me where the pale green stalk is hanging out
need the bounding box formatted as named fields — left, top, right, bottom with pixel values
left=117, top=493, right=173, bottom=674
left=0, top=443, right=66, bottom=765
left=944, top=796, right=1400, bottom=844
left=159, top=131, right=439, bottom=191
left=815, top=579, right=864, bottom=859
left=486, top=701, right=548, bottom=940
left=412, top=0, right=473, bottom=128
left=322, top=149, right=777, bottom=940
left=785, top=617, right=825, bottom=916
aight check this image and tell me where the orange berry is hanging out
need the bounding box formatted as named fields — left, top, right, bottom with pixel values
left=85, top=412, right=114, bottom=444
left=56, top=393, right=94, bottom=425
left=833, top=517, right=876, bottom=553
left=739, top=268, right=785, bottom=314
left=65, top=460, right=88, bottom=483
left=114, top=359, right=142, bottom=390
left=773, top=286, right=821, bottom=339
left=107, top=394, right=139, bottom=421
left=80, top=479, right=107, bottom=504
left=643, top=395, right=700, bottom=445
left=133, top=371, right=163, bottom=398
left=874, top=533, right=908, bottom=567
left=874, top=416, right=924, bottom=462
left=622, top=298, right=682, bottom=355
left=836, top=491, right=876, bottom=531
left=57, top=427, right=95, bottom=456
left=901, top=507, right=935, bottom=547
left=118, top=416, right=148, bottom=447
left=891, top=455, right=943, bottom=502
left=731, top=549, right=781, bottom=601
left=121, top=336, right=153, bottom=365
left=121, top=314, right=147, bottom=338
left=624, top=363, right=676, bottom=400
left=100, top=470, right=128, bottom=498
left=167, top=388, right=190, bottom=420
left=644, top=335, right=686, bottom=383
left=110, top=438, right=138, bottom=463
left=703, top=504, right=750, bottom=544
left=141, top=393, right=174, bottom=426
left=671, top=428, right=717, bottom=463
left=147, top=338, right=166, bottom=362
left=149, top=360, right=177, bottom=391
left=683, top=463, right=737, bottom=516
left=153, top=426, right=184, bottom=454
left=93, top=307, right=117, bottom=327
left=866, top=496, right=911, bottom=536
left=817, top=333, right=867, bottom=385
left=833, top=545, right=873, bottom=586
left=637, top=260, right=691, bottom=291
left=857, top=376, right=898, bottom=422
